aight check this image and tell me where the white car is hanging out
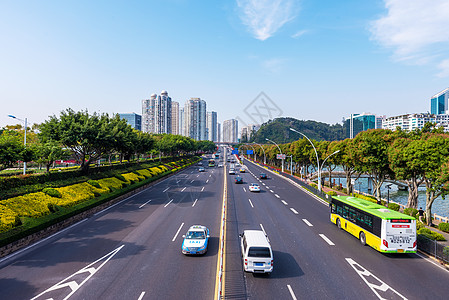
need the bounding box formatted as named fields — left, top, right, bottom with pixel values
left=229, top=168, right=236, bottom=175
left=218, top=163, right=223, bottom=168
left=182, top=225, right=210, bottom=255
left=249, top=183, right=260, bottom=192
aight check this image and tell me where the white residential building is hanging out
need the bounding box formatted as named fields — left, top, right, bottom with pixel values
left=382, top=113, right=449, bottom=132
left=171, top=101, right=180, bottom=135
left=142, top=90, right=172, bottom=134
left=223, top=119, right=238, bottom=143
left=184, top=98, right=207, bottom=140
left=206, top=111, right=218, bottom=142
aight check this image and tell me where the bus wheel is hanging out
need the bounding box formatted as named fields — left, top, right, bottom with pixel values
left=336, top=218, right=341, bottom=229
left=360, top=232, right=366, bottom=246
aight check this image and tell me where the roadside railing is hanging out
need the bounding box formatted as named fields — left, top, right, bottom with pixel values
left=417, top=234, right=449, bottom=264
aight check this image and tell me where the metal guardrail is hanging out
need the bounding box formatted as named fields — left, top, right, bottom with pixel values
left=417, top=235, right=449, bottom=264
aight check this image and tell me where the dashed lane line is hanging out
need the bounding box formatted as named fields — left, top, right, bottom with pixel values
left=206, top=179, right=209, bottom=183
left=248, top=199, right=254, bottom=208
left=138, top=292, right=146, bottom=300
left=162, top=187, right=170, bottom=193
left=164, top=199, right=173, bottom=208
left=192, top=199, right=198, bottom=207
left=181, top=187, right=186, bottom=192
left=201, top=187, right=205, bottom=192
left=302, top=219, right=313, bottom=227
left=139, top=200, right=151, bottom=209
left=319, top=234, right=335, bottom=246
left=243, top=187, right=247, bottom=192
left=287, top=285, right=298, bottom=300
left=290, top=208, right=299, bottom=214
left=275, top=194, right=280, bottom=198
left=172, top=223, right=184, bottom=241
left=281, top=200, right=288, bottom=205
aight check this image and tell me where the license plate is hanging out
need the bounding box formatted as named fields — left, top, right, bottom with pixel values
left=190, top=251, right=196, bottom=254
left=255, top=262, right=264, bottom=266
left=397, top=249, right=404, bottom=253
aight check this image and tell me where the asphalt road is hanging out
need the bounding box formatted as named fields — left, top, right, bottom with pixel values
left=0, top=156, right=223, bottom=300
left=224, top=156, right=449, bottom=299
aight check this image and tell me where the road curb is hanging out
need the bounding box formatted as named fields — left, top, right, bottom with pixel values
left=215, top=164, right=227, bottom=299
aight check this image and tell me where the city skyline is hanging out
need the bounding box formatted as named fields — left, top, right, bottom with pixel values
left=2, top=1, right=449, bottom=129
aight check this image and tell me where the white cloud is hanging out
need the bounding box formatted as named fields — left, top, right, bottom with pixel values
left=236, top=0, right=298, bottom=41
left=437, top=59, right=449, bottom=78
left=262, top=58, right=286, bottom=74
left=291, top=29, right=307, bottom=39
left=370, top=0, right=449, bottom=76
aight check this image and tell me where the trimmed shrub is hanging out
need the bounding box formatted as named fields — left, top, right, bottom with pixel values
left=114, top=174, right=127, bottom=182
left=327, top=191, right=337, bottom=196
left=438, top=222, right=449, bottom=233
left=42, top=188, right=62, bottom=198
left=418, top=228, right=446, bottom=241
left=403, top=207, right=418, bottom=217
left=87, top=180, right=101, bottom=188
left=388, top=203, right=400, bottom=211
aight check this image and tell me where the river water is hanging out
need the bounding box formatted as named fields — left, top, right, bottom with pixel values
left=324, top=175, right=449, bottom=218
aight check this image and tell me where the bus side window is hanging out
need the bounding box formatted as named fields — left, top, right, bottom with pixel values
left=331, top=203, right=337, bottom=213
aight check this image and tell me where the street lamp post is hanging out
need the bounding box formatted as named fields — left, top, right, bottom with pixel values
left=265, top=138, right=284, bottom=173
left=287, top=155, right=293, bottom=175
left=289, top=128, right=320, bottom=190
left=8, top=115, right=27, bottom=175
left=289, top=127, right=340, bottom=192
left=386, top=184, right=392, bottom=205
left=253, top=142, right=266, bottom=165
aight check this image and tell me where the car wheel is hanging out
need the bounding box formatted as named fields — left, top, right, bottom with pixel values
left=336, top=218, right=341, bottom=229
left=360, top=232, right=366, bottom=246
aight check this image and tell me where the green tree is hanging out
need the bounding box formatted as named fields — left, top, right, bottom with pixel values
left=333, top=138, right=359, bottom=195
left=34, top=140, right=71, bottom=172
left=0, top=130, right=24, bottom=171
left=39, top=109, right=121, bottom=174
left=351, top=129, right=394, bottom=201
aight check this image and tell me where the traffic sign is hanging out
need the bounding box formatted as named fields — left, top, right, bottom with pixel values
left=246, top=150, right=253, bottom=155
left=277, top=154, right=286, bottom=159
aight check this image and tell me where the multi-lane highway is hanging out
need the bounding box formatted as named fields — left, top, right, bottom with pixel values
left=224, top=155, right=449, bottom=299
left=1, top=147, right=449, bottom=300
left=0, top=157, right=223, bottom=300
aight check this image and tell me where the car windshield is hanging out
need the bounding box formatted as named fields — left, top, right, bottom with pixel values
left=251, top=184, right=258, bottom=187
left=186, top=231, right=205, bottom=239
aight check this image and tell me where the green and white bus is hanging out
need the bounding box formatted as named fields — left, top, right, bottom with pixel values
left=330, top=196, right=417, bottom=253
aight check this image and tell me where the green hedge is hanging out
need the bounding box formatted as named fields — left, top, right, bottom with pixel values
left=438, top=222, right=449, bottom=233
left=0, top=157, right=198, bottom=247
left=418, top=228, right=446, bottom=241
left=388, top=203, right=400, bottom=211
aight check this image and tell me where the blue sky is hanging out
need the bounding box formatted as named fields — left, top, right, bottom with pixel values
left=1, top=0, right=449, bottom=129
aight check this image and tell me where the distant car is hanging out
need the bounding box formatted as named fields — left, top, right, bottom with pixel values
left=198, top=162, right=203, bottom=166
left=235, top=163, right=240, bottom=167
left=229, top=168, right=235, bottom=175
left=182, top=225, right=210, bottom=255
left=235, top=176, right=243, bottom=184
left=249, top=183, right=260, bottom=192
left=260, top=173, right=267, bottom=179
left=198, top=167, right=205, bottom=172
left=218, top=163, right=223, bottom=168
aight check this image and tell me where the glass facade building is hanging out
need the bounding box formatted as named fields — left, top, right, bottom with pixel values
left=119, top=113, right=142, bottom=131
left=431, top=88, right=449, bottom=115
left=345, top=113, right=376, bottom=138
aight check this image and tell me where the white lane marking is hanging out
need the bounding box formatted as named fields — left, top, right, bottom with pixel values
left=197, top=174, right=200, bottom=177
left=290, top=208, right=299, bottom=214
left=287, top=285, right=298, bottom=300
left=31, top=245, right=124, bottom=300
left=163, top=187, right=170, bottom=193
left=139, top=200, right=151, bottom=208
left=281, top=200, right=288, bottom=205
left=164, top=199, right=173, bottom=207
left=172, top=223, right=184, bottom=241
left=302, top=219, right=313, bottom=227
left=138, top=291, right=146, bottom=300
left=191, top=180, right=194, bottom=183
left=319, top=234, right=335, bottom=246
left=262, top=183, right=266, bottom=186
left=248, top=199, right=254, bottom=208
left=192, top=199, right=198, bottom=207
left=346, top=258, right=407, bottom=300
left=243, top=187, right=247, bottom=192
left=206, top=179, right=209, bottom=183
left=201, top=187, right=205, bottom=192
left=274, top=194, right=280, bottom=198
left=176, top=180, right=180, bottom=183
left=259, top=224, right=269, bottom=242
left=209, top=174, right=212, bottom=177
left=270, top=190, right=274, bottom=193
left=181, top=187, right=186, bottom=192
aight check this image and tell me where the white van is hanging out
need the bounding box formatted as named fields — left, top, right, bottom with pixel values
left=239, top=230, right=273, bottom=274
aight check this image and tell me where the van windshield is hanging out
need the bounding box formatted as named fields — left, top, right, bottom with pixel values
left=248, top=247, right=271, bottom=257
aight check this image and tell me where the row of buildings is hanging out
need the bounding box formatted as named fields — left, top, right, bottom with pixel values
left=346, top=88, right=449, bottom=138
left=119, top=90, right=239, bottom=143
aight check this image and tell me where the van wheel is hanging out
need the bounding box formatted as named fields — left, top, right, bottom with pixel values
left=336, top=218, right=341, bottom=229
left=360, top=232, right=366, bottom=246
